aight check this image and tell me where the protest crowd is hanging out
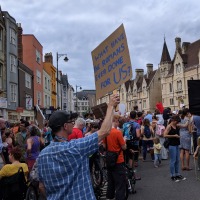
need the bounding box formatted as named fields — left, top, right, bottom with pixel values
left=0, top=94, right=200, bottom=200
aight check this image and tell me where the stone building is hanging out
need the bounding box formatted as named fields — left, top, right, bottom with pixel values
left=75, top=90, right=96, bottom=116
left=3, top=11, right=18, bottom=120
left=0, top=8, right=7, bottom=118
left=160, top=37, right=200, bottom=110
left=97, top=64, right=162, bottom=113
left=122, top=65, right=161, bottom=112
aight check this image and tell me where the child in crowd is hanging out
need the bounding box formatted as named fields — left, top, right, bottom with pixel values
left=193, top=137, right=200, bottom=171
left=153, top=137, right=162, bottom=168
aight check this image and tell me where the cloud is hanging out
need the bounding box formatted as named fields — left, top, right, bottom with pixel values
left=1, top=0, right=200, bottom=90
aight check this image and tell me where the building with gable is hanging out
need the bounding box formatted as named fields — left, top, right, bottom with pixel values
left=123, top=65, right=161, bottom=112
left=97, top=65, right=162, bottom=113
left=159, top=37, right=200, bottom=110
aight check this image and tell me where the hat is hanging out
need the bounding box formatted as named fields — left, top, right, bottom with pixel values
left=49, top=111, right=78, bottom=130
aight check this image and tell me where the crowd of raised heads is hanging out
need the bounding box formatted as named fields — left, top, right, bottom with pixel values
left=1, top=96, right=200, bottom=200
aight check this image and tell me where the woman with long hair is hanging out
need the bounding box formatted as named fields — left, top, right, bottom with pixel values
left=141, top=118, right=154, bottom=161
left=26, top=126, right=43, bottom=171
left=164, top=115, right=186, bottom=182
left=177, top=108, right=192, bottom=170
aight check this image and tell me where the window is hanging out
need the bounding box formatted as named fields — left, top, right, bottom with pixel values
left=143, top=86, right=146, bottom=95
left=37, top=91, right=41, bottom=106
left=177, top=80, right=182, bottom=90
left=25, top=73, right=31, bottom=89
left=176, top=64, right=181, bottom=74
left=85, top=102, right=87, bottom=105
left=10, top=28, right=16, bottom=45
left=45, top=95, right=47, bottom=107
left=48, top=96, right=50, bottom=107
left=36, top=70, right=41, bottom=84
left=170, top=98, right=174, bottom=105
left=10, top=55, right=17, bottom=73
left=0, top=28, right=3, bottom=51
left=64, top=103, right=67, bottom=110
left=45, top=77, right=47, bottom=89
left=10, top=84, right=17, bottom=102
left=143, top=100, right=146, bottom=108
left=0, top=63, right=2, bottom=89
left=169, top=83, right=173, bottom=93
left=63, top=90, right=66, bottom=97
left=36, top=49, right=41, bottom=63
left=48, top=80, right=50, bottom=91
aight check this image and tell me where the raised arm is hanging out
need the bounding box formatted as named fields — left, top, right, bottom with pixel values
left=97, top=94, right=120, bottom=142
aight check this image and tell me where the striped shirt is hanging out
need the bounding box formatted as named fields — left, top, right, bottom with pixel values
left=38, top=133, right=98, bottom=200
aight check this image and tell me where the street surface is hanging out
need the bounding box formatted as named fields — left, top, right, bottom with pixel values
left=128, top=156, right=200, bottom=200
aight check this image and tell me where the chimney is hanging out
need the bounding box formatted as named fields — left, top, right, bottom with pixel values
left=182, top=42, right=190, bottom=54
left=44, top=52, right=53, bottom=64
left=135, top=69, right=144, bottom=81
left=175, top=37, right=181, bottom=52
left=17, top=23, right=23, bottom=62
left=146, top=63, right=153, bottom=77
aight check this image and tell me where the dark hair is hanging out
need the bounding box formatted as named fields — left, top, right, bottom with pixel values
left=30, top=126, right=38, bottom=136
left=20, top=121, right=30, bottom=128
left=5, top=129, right=11, bottom=137
left=10, top=147, right=22, bottom=161
left=178, top=110, right=183, bottom=115
left=154, top=109, right=160, bottom=115
left=91, top=122, right=99, bottom=129
left=137, top=112, right=143, bottom=118
left=143, top=118, right=150, bottom=126
left=130, top=111, right=137, bottom=119
left=181, top=108, right=190, bottom=119
left=133, top=106, right=138, bottom=111
left=154, top=137, right=160, bottom=144
left=170, top=115, right=181, bottom=123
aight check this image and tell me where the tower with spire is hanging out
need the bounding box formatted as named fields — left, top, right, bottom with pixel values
left=159, top=37, right=172, bottom=77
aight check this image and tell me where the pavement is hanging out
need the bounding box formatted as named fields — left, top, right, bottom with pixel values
left=128, top=154, right=200, bottom=200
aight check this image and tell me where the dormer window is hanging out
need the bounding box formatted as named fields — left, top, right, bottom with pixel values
left=176, top=64, right=181, bottom=74
left=177, top=80, right=182, bottom=90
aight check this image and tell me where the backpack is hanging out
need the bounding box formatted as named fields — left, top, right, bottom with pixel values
left=156, top=124, right=165, bottom=136
left=0, top=167, right=27, bottom=200
left=128, top=122, right=138, bottom=141
left=144, top=125, right=151, bottom=139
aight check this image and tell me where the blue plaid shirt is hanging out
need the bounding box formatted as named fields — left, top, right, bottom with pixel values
left=38, top=133, right=98, bottom=200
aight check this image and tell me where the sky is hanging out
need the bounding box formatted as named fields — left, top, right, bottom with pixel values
left=1, top=0, right=200, bottom=90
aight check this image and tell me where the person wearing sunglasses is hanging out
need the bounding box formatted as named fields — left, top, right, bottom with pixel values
left=37, top=94, right=120, bottom=200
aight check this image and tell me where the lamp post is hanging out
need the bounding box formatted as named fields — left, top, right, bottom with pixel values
left=76, top=85, right=82, bottom=113
left=56, top=52, right=69, bottom=109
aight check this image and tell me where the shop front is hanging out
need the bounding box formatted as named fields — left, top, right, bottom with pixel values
left=20, top=109, right=35, bottom=123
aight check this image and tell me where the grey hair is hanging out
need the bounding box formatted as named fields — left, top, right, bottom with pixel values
left=75, top=118, right=86, bottom=126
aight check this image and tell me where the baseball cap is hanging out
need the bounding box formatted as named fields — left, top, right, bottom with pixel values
left=49, top=111, right=78, bottom=130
